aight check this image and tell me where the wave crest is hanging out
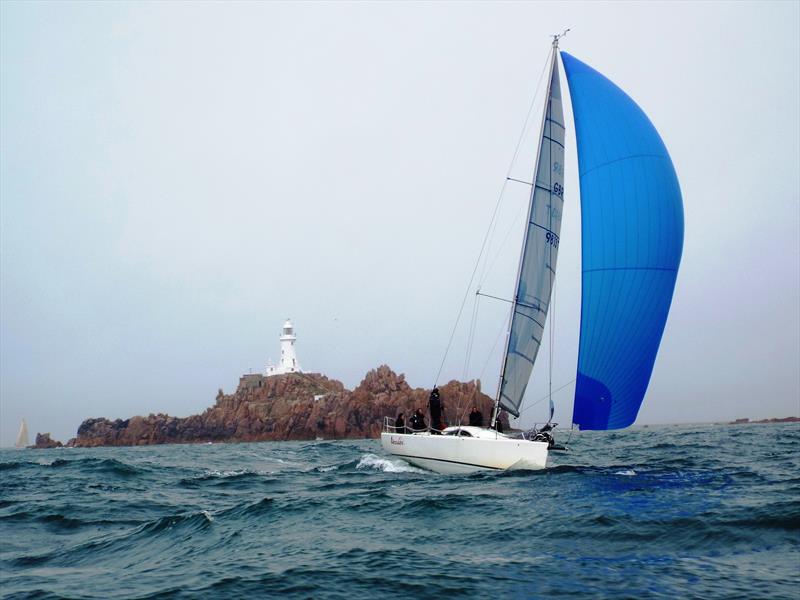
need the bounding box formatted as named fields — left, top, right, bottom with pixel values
left=356, top=454, right=425, bottom=474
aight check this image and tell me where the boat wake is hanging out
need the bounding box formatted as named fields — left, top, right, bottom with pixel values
left=356, top=453, right=425, bottom=474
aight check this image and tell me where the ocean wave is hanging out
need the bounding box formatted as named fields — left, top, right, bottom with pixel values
left=44, top=457, right=146, bottom=477
left=399, top=493, right=494, bottom=513
left=130, top=510, right=216, bottom=536
left=0, top=510, right=140, bottom=530
left=205, top=469, right=253, bottom=477
left=356, top=454, right=426, bottom=474
left=317, top=464, right=339, bottom=472
left=3, top=425, right=799, bottom=599
left=11, top=509, right=216, bottom=569
left=217, top=497, right=275, bottom=519
left=178, top=469, right=274, bottom=488
left=0, top=511, right=82, bottom=529
left=485, top=464, right=637, bottom=478
left=722, top=502, right=800, bottom=530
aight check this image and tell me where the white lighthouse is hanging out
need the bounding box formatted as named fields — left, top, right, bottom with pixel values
left=265, top=319, right=302, bottom=376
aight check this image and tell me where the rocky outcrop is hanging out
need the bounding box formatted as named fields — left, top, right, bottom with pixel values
left=33, top=433, right=63, bottom=449
left=729, top=416, right=800, bottom=425
left=70, top=366, right=508, bottom=447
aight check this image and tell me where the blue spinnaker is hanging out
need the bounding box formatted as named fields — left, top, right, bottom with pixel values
left=561, top=52, right=684, bottom=430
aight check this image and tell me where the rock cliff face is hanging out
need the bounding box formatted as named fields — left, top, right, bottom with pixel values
left=70, top=366, right=507, bottom=447
left=33, top=433, right=63, bottom=449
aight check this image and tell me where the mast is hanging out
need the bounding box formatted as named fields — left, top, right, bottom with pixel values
left=492, top=33, right=565, bottom=428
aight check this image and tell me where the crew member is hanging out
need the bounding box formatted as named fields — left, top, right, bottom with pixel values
left=469, top=407, right=483, bottom=427
left=494, top=411, right=504, bottom=433
left=395, top=412, right=406, bottom=434
left=429, top=387, right=443, bottom=434
left=414, top=408, right=427, bottom=432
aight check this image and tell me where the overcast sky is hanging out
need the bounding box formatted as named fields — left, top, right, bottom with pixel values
left=2, top=1, right=798, bottom=445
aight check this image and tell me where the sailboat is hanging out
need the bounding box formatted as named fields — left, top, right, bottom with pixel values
left=380, top=34, right=684, bottom=474
left=15, top=418, right=29, bottom=448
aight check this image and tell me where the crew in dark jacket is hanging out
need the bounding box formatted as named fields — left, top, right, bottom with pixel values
left=417, top=409, right=427, bottom=431
left=468, top=407, right=483, bottom=427
left=429, top=387, right=443, bottom=433
left=410, top=409, right=427, bottom=432
left=494, top=412, right=504, bottom=433
left=395, top=413, right=406, bottom=434
left=408, top=411, right=419, bottom=431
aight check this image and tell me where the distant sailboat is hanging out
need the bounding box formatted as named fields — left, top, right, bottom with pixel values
left=15, top=419, right=29, bottom=448
left=381, top=33, right=684, bottom=473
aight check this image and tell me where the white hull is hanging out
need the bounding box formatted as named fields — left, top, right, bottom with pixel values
left=380, top=427, right=548, bottom=474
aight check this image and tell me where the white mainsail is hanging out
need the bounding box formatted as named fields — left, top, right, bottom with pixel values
left=496, top=47, right=566, bottom=418
left=15, top=419, right=29, bottom=448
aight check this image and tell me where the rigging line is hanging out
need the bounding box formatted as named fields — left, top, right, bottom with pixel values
left=461, top=296, right=474, bottom=380
left=477, top=51, right=552, bottom=287
left=506, top=51, right=553, bottom=179
left=475, top=184, right=507, bottom=289
left=478, top=319, right=508, bottom=383
left=458, top=307, right=480, bottom=426
left=516, top=378, right=576, bottom=416
left=457, top=298, right=480, bottom=425
left=462, top=293, right=481, bottom=381
left=548, top=125, right=556, bottom=423
left=433, top=50, right=551, bottom=388
left=478, top=199, right=527, bottom=289
left=455, top=387, right=477, bottom=429
left=564, top=423, right=575, bottom=447
left=476, top=291, right=512, bottom=304
left=433, top=179, right=508, bottom=387
left=549, top=266, right=556, bottom=420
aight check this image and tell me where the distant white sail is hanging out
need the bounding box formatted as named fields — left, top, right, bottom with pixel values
left=15, top=419, right=29, bottom=448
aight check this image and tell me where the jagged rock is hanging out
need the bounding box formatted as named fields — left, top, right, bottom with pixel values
left=33, top=433, right=63, bottom=449
left=71, top=365, right=508, bottom=447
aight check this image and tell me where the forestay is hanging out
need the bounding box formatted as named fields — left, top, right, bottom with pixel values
left=561, top=52, right=684, bottom=430
left=497, top=52, right=566, bottom=418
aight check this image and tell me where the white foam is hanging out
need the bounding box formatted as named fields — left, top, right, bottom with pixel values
left=201, top=510, right=214, bottom=522
left=356, top=453, right=425, bottom=474
left=319, top=465, right=339, bottom=472
left=614, top=469, right=637, bottom=476
left=203, top=469, right=273, bottom=477
left=206, top=469, right=248, bottom=477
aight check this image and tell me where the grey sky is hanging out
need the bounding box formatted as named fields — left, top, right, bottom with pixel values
left=1, top=1, right=798, bottom=445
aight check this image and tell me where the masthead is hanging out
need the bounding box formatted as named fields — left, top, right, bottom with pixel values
left=552, top=28, right=570, bottom=48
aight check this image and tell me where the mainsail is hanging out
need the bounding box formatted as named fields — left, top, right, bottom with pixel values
left=561, top=52, right=684, bottom=430
left=15, top=419, right=29, bottom=448
left=497, top=47, right=566, bottom=418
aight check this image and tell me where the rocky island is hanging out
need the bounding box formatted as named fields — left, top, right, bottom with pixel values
left=45, top=366, right=506, bottom=448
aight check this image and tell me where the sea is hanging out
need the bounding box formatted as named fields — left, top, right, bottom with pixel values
left=1, top=423, right=798, bottom=599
